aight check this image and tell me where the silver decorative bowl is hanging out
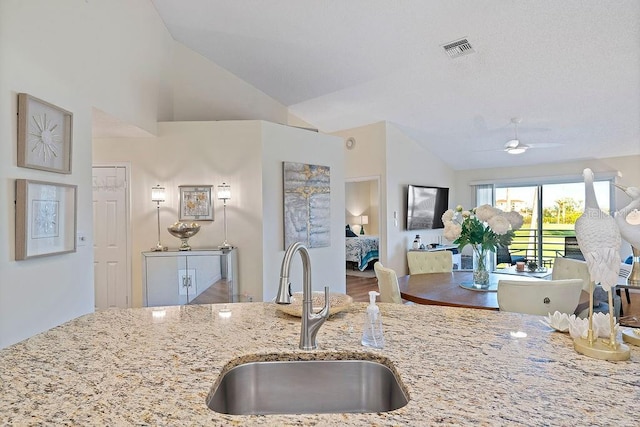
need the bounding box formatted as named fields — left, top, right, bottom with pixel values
left=167, top=222, right=201, bottom=251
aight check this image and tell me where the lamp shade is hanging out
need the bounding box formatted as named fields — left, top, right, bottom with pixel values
left=217, top=183, right=231, bottom=200
left=151, top=185, right=165, bottom=202
left=360, top=215, right=369, bottom=225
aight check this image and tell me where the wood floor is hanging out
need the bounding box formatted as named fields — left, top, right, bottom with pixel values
left=346, top=274, right=378, bottom=302
left=188, top=280, right=233, bottom=304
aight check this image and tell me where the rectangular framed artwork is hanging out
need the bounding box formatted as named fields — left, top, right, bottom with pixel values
left=179, top=185, right=214, bottom=221
left=17, top=93, right=73, bottom=174
left=283, top=161, right=331, bottom=249
left=15, top=179, right=77, bottom=260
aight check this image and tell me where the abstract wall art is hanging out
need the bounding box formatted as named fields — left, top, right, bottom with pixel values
left=283, top=161, right=330, bottom=249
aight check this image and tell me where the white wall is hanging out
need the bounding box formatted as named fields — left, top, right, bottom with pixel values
left=385, top=123, right=457, bottom=275
left=0, top=0, right=173, bottom=348
left=261, top=122, right=346, bottom=301
left=168, top=43, right=289, bottom=124
left=337, top=122, right=387, bottom=181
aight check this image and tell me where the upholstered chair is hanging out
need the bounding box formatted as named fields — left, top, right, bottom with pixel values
left=552, top=257, right=620, bottom=318
left=497, top=278, right=584, bottom=316
left=407, top=251, right=453, bottom=275
left=373, top=262, right=403, bottom=304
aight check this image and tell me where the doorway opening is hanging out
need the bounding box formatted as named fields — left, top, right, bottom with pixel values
left=345, top=176, right=381, bottom=278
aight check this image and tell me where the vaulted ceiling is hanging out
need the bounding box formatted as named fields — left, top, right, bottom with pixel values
left=150, top=0, right=640, bottom=170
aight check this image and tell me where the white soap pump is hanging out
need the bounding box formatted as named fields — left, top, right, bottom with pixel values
left=361, top=291, right=384, bottom=348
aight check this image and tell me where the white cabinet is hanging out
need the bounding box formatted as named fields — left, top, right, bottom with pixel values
left=142, top=249, right=238, bottom=306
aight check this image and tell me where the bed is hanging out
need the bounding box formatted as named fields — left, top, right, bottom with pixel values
left=346, top=236, right=379, bottom=271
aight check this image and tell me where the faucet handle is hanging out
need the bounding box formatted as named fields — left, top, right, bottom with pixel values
left=319, top=286, right=330, bottom=318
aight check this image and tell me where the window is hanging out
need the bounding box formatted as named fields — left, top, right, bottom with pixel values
left=477, top=176, right=613, bottom=267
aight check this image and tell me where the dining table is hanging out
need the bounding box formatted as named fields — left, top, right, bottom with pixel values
left=398, top=270, right=590, bottom=314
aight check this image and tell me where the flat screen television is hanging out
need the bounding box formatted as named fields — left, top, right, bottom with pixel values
left=406, top=184, right=449, bottom=230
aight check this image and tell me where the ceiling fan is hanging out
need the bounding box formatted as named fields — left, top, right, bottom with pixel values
left=501, top=117, right=564, bottom=154
left=472, top=117, right=562, bottom=154
left=504, top=118, right=529, bottom=154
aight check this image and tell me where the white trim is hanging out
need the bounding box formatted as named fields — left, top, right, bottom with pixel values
left=469, top=171, right=620, bottom=187
left=345, top=175, right=380, bottom=183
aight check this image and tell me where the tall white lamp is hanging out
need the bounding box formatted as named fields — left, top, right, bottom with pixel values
left=151, top=185, right=167, bottom=251
left=217, top=182, right=232, bottom=249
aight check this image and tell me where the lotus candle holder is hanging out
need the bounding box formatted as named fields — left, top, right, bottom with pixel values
left=167, top=222, right=201, bottom=251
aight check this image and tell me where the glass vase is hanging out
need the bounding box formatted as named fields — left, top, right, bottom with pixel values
left=472, top=245, right=491, bottom=287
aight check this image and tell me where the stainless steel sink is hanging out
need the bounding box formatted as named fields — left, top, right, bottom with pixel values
left=207, top=358, right=409, bottom=415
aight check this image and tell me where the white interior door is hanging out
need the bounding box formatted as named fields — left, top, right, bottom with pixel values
left=93, top=165, right=130, bottom=309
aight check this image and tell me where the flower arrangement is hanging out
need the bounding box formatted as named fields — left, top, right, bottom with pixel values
left=442, top=205, right=524, bottom=285
left=442, top=204, right=524, bottom=252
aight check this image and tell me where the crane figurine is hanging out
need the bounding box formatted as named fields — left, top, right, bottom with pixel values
left=614, top=183, right=640, bottom=286
left=614, top=182, right=640, bottom=347
left=573, top=168, right=630, bottom=360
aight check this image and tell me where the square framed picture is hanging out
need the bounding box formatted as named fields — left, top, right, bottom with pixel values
left=17, top=93, right=73, bottom=174
left=15, top=179, right=77, bottom=260
left=179, top=185, right=214, bottom=221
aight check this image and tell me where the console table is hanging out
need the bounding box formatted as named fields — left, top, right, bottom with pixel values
left=142, top=248, right=238, bottom=306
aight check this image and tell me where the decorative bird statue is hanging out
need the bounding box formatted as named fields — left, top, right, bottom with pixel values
left=575, top=168, right=621, bottom=292
left=574, top=168, right=625, bottom=356
left=614, top=183, right=640, bottom=248
left=614, top=183, right=640, bottom=286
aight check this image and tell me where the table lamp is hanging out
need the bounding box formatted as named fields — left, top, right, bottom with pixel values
left=217, top=182, right=232, bottom=249
left=151, top=185, right=167, bottom=251
left=360, top=215, right=368, bottom=235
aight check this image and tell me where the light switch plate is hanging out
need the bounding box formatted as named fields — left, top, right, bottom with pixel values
left=77, top=232, right=87, bottom=247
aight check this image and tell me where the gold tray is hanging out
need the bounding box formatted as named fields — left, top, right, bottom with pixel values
left=621, top=328, right=640, bottom=346
left=275, top=292, right=353, bottom=317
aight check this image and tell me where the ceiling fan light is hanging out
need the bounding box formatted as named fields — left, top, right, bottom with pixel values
left=506, top=146, right=528, bottom=155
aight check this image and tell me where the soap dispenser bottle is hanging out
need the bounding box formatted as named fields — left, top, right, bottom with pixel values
left=361, top=291, right=385, bottom=348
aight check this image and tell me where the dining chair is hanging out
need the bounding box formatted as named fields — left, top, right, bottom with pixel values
left=617, top=262, right=632, bottom=308
left=551, top=257, right=620, bottom=318
left=497, top=278, right=584, bottom=316
left=407, top=250, right=453, bottom=275
left=373, top=262, right=403, bottom=304
left=496, top=246, right=526, bottom=266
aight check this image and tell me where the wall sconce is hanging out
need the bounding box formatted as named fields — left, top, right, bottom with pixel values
left=217, top=182, right=232, bottom=249
left=151, top=185, right=167, bottom=251
left=360, top=215, right=369, bottom=235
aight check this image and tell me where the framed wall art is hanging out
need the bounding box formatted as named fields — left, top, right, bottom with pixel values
left=179, top=185, right=214, bottom=221
left=17, top=93, right=73, bottom=174
left=283, top=161, right=331, bottom=249
left=15, top=179, right=77, bottom=260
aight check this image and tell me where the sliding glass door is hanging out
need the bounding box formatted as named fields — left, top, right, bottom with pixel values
left=491, top=179, right=611, bottom=267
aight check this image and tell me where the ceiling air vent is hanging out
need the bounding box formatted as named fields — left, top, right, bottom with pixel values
left=442, top=38, right=475, bottom=58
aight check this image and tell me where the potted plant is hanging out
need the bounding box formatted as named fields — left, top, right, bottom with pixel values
left=527, top=260, right=538, bottom=272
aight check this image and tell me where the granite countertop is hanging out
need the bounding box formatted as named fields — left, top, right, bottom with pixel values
left=0, top=302, right=638, bottom=426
